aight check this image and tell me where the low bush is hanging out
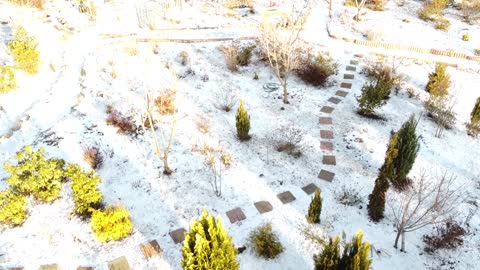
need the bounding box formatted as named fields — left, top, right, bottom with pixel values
left=274, top=124, right=304, bottom=158
left=221, top=42, right=239, bottom=72
left=461, top=0, right=480, bottom=24
left=0, top=65, right=16, bottom=93
left=434, top=17, right=450, bottom=31
left=466, top=97, right=480, bottom=137
left=213, top=86, right=237, bottom=112
left=424, top=95, right=456, bottom=136
left=237, top=45, right=256, bottom=66
left=90, top=206, right=133, bottom=242
left=364, top=63, right=403, bottom=96
left=462, top=33, right=469, bottom=41
left=8, top=0, right=44, bottom=9
left=65, top=164, right=103, bottom=216
left=307, top=189, right=322, bottom=224
left=248, top=223, right=284, bottom=259
left=426, top=63, right=450, bottom=96
left=82, top=145, right=103, bottom=170
left=154, top=89, right=176, bottom=115
left=4, top=146, right=65, bottom=202
left=179, top=50, right=190, bottom=66
left=356, top=80, right=389, bottom=116
left=296, top=53, right=338, bottom=87
left=8, top=25, right=41, bottom=74
left=423, top=219, right=467, bottom=253
left=366, top=0, right=388, bottom=11
left=106, top=109, right=137, bottom=134
left=335, top=185, right=364, bottom=206
left=0, top=189, right=28, bottom=226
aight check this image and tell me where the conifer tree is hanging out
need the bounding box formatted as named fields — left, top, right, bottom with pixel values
left=314, top=235, right=341, bottom=270
left=307, top=189, right=322, bottom=224
left=8, top=25, right=40, bottom=74
left=182, top=209, right=239, bottom=270
left=467, top=97, right=480, bottom=136
left=391, top=115, right=420, bottom=190
left=235, top=99, right=250, bottom=140
left=426, top=63, right=450, bottom=96
left=368, top=132, right=398, bottom=222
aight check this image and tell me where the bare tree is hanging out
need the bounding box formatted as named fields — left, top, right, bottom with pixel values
left=388, top=170, right=462, bottom=252
left=354, top=0, right=367, bottom=21
left=259, top=1, right=313, bottom=104
left=142, top=76, right=178, bottom=175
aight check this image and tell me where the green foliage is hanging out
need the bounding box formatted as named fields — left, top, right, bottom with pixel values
left=314, top=231, right=372, bottom=270
left=8, top=25, right=40, bottom=74
left=418, top=0, right=448, bottom=21
left=368, top=132, right=397, bottom=222
left=237, top=45, right=256, bottom=66
left=65, top=164, right=103, bottom=216
left=8, top=0, right=44, bottom=9
left=182, top=209, right=239, bottom=270
left=236, top=99, right=251, bottom=140
left=0, top=65, right=17, bottom=93
left=356, top=80, right=389, bottom=116
left=248, top=223, right=284, bottom=259
left=0, top=188, right=28, bottom=226
left=296, top=53, right=339, bottom=87
left=4, top=146, right=65, bottom=202
left=307, top=189, right=322, bottom=224
left=391, top=115, right=420, bottom=190
left=90, top=206, right=133, bottom=242
left=426, top=63, right=450, bottom=96
left=467, top=97, right=480, bottom=136
left=462, top=33, right=470, bottom=41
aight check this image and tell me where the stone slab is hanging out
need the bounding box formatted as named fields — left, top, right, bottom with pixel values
left=328, top=97, right=342, bottom=104
left=226, top=207, right=247, bottom=223
left=108, top=257, right=130, bottom=270
left=344, top=74, right=355, bottom=79
left=320, top=130, right=334, bottom=139
left=340, top=82, right=352, bottom=89
left=318, top=170, right=335, bottom=182
left=336, top=90, right=348, bottom=97
left=320, top=106, right=334, bottom=114
left=254, top=201, right=273, bottom=214
left=140, top=240, right=162, bottom=260
left=322, top=155, right=337, bottom=165
left=39, top=265, right=58, bottom=270
left=350, top=60, right=359, bottom=65
left=302, top=183, right=319, bottom=195
left=169, top=228, right=186, bottom=244
left=320, top=141, right=334, bottom=151
left=346, top=65, right=356, bottom=71
left=319, top=117, right=332, bottom=125
left=277, top=191, right=296, bottom=204
left=77, top=267, right=94, bottom=270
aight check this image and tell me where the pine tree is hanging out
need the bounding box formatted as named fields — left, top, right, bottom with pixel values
left=236, top=99, right=250, bottom=140
left=391, top=115, right=420, bottom=190
left=314, top=235, right=341, bottom=270
left=339, top=231, right=372, bottom=270
left=368, top=132, right=398, bottom=222
left=426, top=63, right=450, bottom=96
left=307, top=189, right=322, bottom=224
left=470, top=97, right=480, bottom=125
left=182, top=209, right=239, bottom=270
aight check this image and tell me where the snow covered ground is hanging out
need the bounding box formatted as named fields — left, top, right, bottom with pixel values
left=1, top=1, right=479, bottom=269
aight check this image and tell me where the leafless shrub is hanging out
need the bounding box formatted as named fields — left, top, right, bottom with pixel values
left=424, top=95, right=457, bottom=137
left=461, top=0, right=480, bottom=24
left=274, top=124, right=305, bottom=158
left=82, top=145, right=104, bottom=170
left=213, top=86, right=238, bottom=112
left=423, top=218, right=467, bottom=253
left=106, top=109, right=137, bottom=135
left=366, top=0, right=387, bottom=11
left=335, top=185, right=364, bottom=206
left=221, top=42, right=239, bottom=72
left=296, top=51, right=339, bottom=87
left=8, top=0, right=44, bottom=9
left=195, top=113, right=210, bottom=134
left=154, top=89, right=176, bottom=115
left=179, top=50, right=190, bottom=66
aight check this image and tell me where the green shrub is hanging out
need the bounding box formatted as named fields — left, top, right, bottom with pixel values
left=237, top=45, right=256, bottom=66
left=248, top=223, right=284, bottom=259
left=424, top=95, right=457, bottom=131
left=307, top=189, right=322, bottom=224
left=236, top=99, right=251, bottom=140
left=467, top=97, right=480, bottom=136
left=296, top=53, right=339, bottom=87
left=4, top=146, right=65, bottom=202
left=462, top=33, right=470, bottom=41
left=418, top=0, right=448, bottom=20
left=0, top=65, right=17, bottom=93
left=8, top=0, right=44, bottom=9
left=65, top=164, right=103, bottom=216
left=356, top=80, right=389, bottom=116
left=90, top=206, right=133, bottom=242
left=182, top=209, right=239, bottom=270
left=434, top=17, right=451, bottom=31
left=8, top=25, right=41, bottom=74
left=314, top=231, right=372, bottom=270
left=364, top=63, right=403, bottom=96
left=426, top=63, right=450, bottom=96
left=0, top=189, right=28, bottom=226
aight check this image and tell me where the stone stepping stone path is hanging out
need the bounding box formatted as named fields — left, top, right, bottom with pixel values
left=344, top=74, right=355, bottom=80
left=320, top=130, right=334, bottom=139
left=302, top=183, right=319, bottom=195
left=40, top=265, right=58, bottom=270
left=108, top=257, right=130, bottom=270
left=336, top=90, right=348, bottom=97
left=320, top=106, right=335, bottom=114
left=140, top=240, right=163, bottom=260
left=346, top=65, right=357, bottom=71
left=77, top=267, right=94, bottom=270
left=319, top=117, right=332, bottom=125
left=322, top=155, right=337, bottom=165
left=328, top=97, right=342, bottom=104
left=320, top=141, right=334, bottom=151
left=340, top=82, right=352, bottom=89
left=8, top=268, right=24, bottom=270
left=254, top=201, right=273, bottom=214
left=226, top=207, right=247, bottom=223
left=277, top=191, right=296, bottom=204
left=318, top=170, right=335, bottom=182
left=169, top=228, right=186, bottom=244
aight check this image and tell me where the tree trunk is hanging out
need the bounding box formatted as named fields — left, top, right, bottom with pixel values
left=163, top=152, right=172, bottom=175
left=394, top=229, right=401, bottom=249
left=282, top=80, right=289, bottom=104
left=401, top=231, right=406, bottom=252
left=329, top=0, right=332, bottom=18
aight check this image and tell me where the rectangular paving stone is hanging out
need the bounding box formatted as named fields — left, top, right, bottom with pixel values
left=328, top=97, right=342, bottom=104
left=336, top=90, right=348, bottom=97
left=140, top=240, right=162, bottom=260
left=77, top=267, right=94, bottom=270
left=319, top=117, right=332, bottom=125
left=108, top=257, right=130, bottom=270
left=320, top=106, right=334, bottom=114
left=169, top=228, right=186, bottom=244
left=350, top=60, right=359, bottom=65
left=340, top=82, right=352, bottom=89
left=322, top=155, right=337, bottom=165
left=320, top=130, right=334, bottom=139
left=302, top=183, right=319, bottom=195
left=346, top=65, right=356, bottom=71
left=277, top=191, right=296, bottom=204
left=226, top=207, right=247, bottom=223
left=8, top=268, right=25, bottom=270
left=318, top=170, right=335, bottom=182
left=344, top=74, right=355, bottom=79
left=254, top=201, right=273, bottom=214
left=320, top=141, right=334, bottom=151
left=40, top=265, right=59, bottom=270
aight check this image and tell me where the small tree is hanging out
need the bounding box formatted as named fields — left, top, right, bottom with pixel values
left=0, top=65, right=16, bottom=93
left=248, top=223, right=284, bottom=259
left=466, top=97, right=480, bottom=137
left=426, top=63, right=450, bottom=96
left=367, top=132, right=398, bottom=222
left=388, top=170, right=462, bottom=252
left=236, top=99, right=251, bottom=140
left=356, top=80, right=389, bottom=116
left=8, top=25, right=40, bottom=74
left=182, top=209, right=239, bottom=270
left=307, top=189, right=322, bottom=224
left=259, top=1, right=313, bottom=104
left=313, top=235, right=341, bottom=270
